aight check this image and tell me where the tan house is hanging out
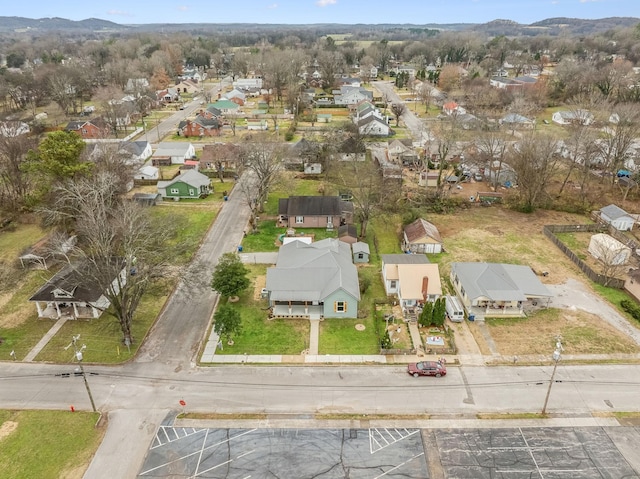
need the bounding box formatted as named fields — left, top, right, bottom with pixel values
left=402, top=218, right=443, bottom=254
left=381, top=254, right=442, bottom=312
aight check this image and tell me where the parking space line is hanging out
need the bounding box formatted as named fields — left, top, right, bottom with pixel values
left=141, top=428, right=258, bottom=475
left=519, top=427, right=544, bottom=479
left=192, top=429, right=210, bottom=478
left=372, top=452, right=424, bottom=479
left=193, top=450, right=254, bottom=477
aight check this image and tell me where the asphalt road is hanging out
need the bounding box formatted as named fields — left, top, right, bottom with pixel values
left=373, top=80, right=434, bottom=143
left=141, top=76, right=232, bottom=145
left=134, top=170, right=254, bottom=372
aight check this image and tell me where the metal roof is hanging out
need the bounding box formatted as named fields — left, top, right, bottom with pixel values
left=266, top=239, right=360, bottom=302
left=451, top=262, right=552, bottom=302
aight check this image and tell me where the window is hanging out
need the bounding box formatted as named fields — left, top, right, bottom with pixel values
left=358, top=253, right=364, bottom=259
left=335, top=301, right=346, bottom=313
left=390, top=280, right=397, bottom=289
left=189, top=189, right=195, bottom=196
left=170, top=188, right=180, bottom=195
left=295, top=216, right=304, bottom=224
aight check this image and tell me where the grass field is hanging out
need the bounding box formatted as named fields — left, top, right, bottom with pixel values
left=0, top=410, right=104, bottom=479
left=486, top=307, right=640, bottom=356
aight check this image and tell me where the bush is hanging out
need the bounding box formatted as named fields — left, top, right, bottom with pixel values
left=621, top=299, right=640, bottom=321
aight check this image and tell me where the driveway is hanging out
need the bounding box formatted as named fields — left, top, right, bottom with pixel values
left=239, top=252, right=278, bottom=264
left=546, top=278, right=640, bottom=346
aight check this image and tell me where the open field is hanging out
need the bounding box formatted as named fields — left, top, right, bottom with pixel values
left=0, top=410, right=103, bottom=479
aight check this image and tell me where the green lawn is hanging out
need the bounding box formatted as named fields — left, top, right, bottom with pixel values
left=319, top=316, right=379, bottom=354
left=241, top=221, right=339, bottom=253
left=367, top=214, right=403, bottom=263
left=0, top=271, right=57, bottom=360
left=34, top=283, right=170, bottom=363
left=0, top=223, right=48, bottom=262
left=215, top=301, right=310, bottom=355
left=0, top=410, right=104, bottom=479
left=214, top=267, right=310, bottom=355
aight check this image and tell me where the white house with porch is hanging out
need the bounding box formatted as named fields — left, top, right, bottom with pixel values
left=450, top=262, right=552, bottom=320
left=29, top=260, right=127, bottom=319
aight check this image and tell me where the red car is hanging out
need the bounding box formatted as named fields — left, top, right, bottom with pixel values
left=407, top=361, right=446, bottom=378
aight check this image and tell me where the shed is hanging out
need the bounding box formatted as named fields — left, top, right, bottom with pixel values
left=402, top=218, right=443, bottom=254
left=588, top=233, right=631, bottom=265
left=600, top=204, right=634, bottom=231
left=352, top=242, right=370, bottom=263
left=338, top=224, right=358, bottom=244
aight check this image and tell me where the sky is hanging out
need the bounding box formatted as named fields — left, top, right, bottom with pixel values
left=4, top=0, right=639, bottom=25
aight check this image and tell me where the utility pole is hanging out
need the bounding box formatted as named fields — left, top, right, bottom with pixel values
left=541, top=335, right=563, bottom=416
left=67, top=335, right=97, bottom=413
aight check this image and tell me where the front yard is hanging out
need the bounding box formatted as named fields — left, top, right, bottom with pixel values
left=0, top=203, right=218, bottom=363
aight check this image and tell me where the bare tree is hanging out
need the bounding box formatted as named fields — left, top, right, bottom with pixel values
left=597, top=103, right=640, bottom=182
left=390, top=103, right=407, bottom=127
left=0, top=134, right=38, bottom=213
left=331, top=159, right=385, bottom=238
left=589, top=234, right=630, bottom=286
left=44, top=172, right=186, bottom=345
left=241, top=135, right=285, bottom=213
left=475, top=132, right=508, bottom=192
left=508, top=132, right=560, bottom=212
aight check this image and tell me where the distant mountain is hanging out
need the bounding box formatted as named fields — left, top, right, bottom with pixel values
left=0, top=15, right=637, bottom=36
left=471, top=16, right=640, bottom=36
left=0, top=16, right=128, bottom=33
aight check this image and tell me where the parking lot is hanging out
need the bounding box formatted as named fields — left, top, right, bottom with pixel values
left=139, top=426, right=428, bottom=478
left=138, top=425, right=639, bottom=478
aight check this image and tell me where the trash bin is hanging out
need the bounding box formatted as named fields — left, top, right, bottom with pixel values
left=223, top=196, right=228, bottom=201
left=468, top=314, right=475, bottom=322
left=237, top=245, right=243, bottom=252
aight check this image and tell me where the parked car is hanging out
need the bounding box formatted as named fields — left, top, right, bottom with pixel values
left=407, top=360, right=446, bottom=377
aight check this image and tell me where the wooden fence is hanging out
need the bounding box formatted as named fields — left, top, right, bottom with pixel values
left=543, top=224, right=626, bottom=289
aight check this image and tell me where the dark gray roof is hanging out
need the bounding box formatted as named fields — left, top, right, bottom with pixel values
left=381, top=254, right=430, bottom=265
left=29, top=259, right=124, bottom=303
left=266, top=239, right=360, bottom=302
left=451, top=262, right=552, bottom=301
left=338, top=224, right=357, bottom=238
left=278, top=196, right=353, bottom=217
left=121, top=141, right=149, bottom=156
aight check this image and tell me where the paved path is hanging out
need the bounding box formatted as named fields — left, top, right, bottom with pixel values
left=308, top=319, right=319, bottom=355
left=23, top=317, right=68, bottom=362
left=407, top=321, right=425, bottom=356
left=85, top=408, right=170, bottom=479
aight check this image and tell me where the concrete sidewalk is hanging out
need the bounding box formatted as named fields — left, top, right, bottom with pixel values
left=23, top=317, right=68, bottom=362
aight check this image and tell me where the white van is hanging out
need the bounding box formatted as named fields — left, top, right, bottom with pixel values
left=445, top=295, right=464, bottom=322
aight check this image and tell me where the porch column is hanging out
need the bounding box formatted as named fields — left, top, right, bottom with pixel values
left=72, top=303, right=79, bottom=318
left=288, top=301, right=292, bottom=315
left=35, top=302, right=44, bottom=318
left=304, top=301, right=308, bottom=315
left=54, top=302, right=61, bottom=318
left=92, top=306, right=100, bottom=318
